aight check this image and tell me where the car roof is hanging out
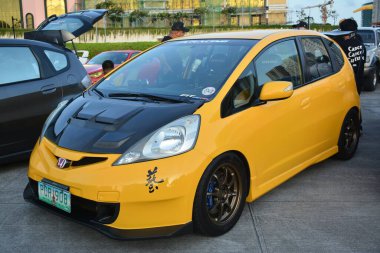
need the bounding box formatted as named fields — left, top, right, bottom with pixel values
left=0, top=38, right=65, bottom=51
left=100, top=50, right=140, bottom=53
left=173, top=29, right=323, bottom=41
left=358, top=27, right=380, bottom=31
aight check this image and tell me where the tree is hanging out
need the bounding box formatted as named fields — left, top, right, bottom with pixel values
left=96, top=1, right=124, bottom=27
left=296, top=9, right=306, bottom=22
left=221, top=6, right=237, bottom=26
left=173, top=12, right=189, bottom=22
left=129, top=10, right=149, bottom=27
left=193, top=7, right=208, bottom=25
left=157, top=12, right=172, bottom=25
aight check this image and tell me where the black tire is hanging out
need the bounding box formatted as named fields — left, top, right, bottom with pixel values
left=193, top=153, right=248, bottom=236
left=364, top=66, right=378, bottom=91
left=336, top=109, right=360, bottom=160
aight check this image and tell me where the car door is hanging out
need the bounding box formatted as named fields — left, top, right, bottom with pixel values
left=0, top=45, right=62, bottom=159
left=222, top=38, right=322, bottom=191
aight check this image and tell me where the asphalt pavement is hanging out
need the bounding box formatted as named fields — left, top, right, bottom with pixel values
left=0, top=89, right=379, bottom=253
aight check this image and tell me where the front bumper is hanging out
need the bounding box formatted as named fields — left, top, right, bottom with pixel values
left=364, top=65, right=375, bottom=76
left=24, top=179, right=192, bottom=240
left=25, top=138, right=211, bottom=239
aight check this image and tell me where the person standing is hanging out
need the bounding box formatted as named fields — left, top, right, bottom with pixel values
left=335, top=18, right=366, bottom=94
left=102, top=60, right=114, bottom=75
left=161, top=21, right=190, bottom=42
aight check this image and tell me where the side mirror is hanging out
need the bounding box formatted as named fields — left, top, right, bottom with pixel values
left=259, top=81, right=294, bottom=101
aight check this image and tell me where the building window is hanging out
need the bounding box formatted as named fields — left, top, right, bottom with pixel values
left=26, top=13, right=34, bottom=29
left=0, top=0, right=22, bottom=28
left=46, top=0, right=66, bottom=17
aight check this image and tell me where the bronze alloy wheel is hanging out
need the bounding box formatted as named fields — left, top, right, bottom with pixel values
left=343, top=117, right=359, bottom=153
left=193, top=153, right=248, bottom=236
left=336, top=109, right=360, bottom=160
left=206, top=163, right=242, bottom=225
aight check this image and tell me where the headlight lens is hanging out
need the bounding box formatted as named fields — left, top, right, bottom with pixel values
left=81, top=74, right=92, bottom=88
left=40, top=100, right=68, bottom=143
left=90, top=71, right=103, bottom=79
left=366, top=50, right=376, bottom=64
left=114, top=115, right=200, bottom=165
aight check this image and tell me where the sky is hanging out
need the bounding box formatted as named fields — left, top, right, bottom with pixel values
left=288, top=0, right=371, bottom=25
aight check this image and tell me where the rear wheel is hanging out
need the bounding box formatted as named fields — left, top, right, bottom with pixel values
left=193, top=153, right=248, bottom=236
left=336, top=109, right=360, bottom=160
left=364, top=66, right=378, bottom=91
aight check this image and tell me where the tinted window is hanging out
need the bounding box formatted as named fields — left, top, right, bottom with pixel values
left=255, top=40, right=302, bottom=87
left=357, top=30, right=375, bottom=46
left=222, top=63, right=256, bottom=117
left=326, top=39, right=344, bottom=71
left=301, top=38, right=333, bottom=82
left=44, top=50, right=68, bottom=71
left=88, top=52, right=129, bottom=65
left=96, top=39, right=257, bottom=101
left=0, top=47, right=40, bottom=84
left=42, top=17, right=84, bottom=34
left=130, top=52, right=140, bottom=58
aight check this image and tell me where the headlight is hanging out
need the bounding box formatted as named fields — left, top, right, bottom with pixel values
left=40, top=100, right=68, bottom=143
left=81, top=74, right=92, bottom=88
left=90, top=71, right=103, bottom=79
left=366, top=50, right=376, bottom=64
left=114, top=115, right=200, bottom=165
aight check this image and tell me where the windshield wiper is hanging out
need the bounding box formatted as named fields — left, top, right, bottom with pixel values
left=108, top=92, right=193, bottom=103
left=92, top=88, right=104, bottom=97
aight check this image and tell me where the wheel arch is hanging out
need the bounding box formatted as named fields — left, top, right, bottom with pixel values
left=227, top=150, right=251, bottom=198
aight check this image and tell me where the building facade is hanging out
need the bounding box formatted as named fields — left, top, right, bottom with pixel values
left=0, top=0, right=287, bottom=29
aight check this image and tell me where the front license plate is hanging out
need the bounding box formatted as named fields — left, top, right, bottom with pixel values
left=38, top=181, right=71, bottom=213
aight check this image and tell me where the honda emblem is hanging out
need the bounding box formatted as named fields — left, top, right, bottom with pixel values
left=57, top=157, right=70, bottom=169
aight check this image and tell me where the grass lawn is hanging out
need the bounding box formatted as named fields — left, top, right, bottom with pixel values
left=67, top=42, right=159, bottom=58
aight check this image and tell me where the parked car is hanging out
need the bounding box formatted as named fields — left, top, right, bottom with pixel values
left=24, top=30, right=360, bottom=239
left=357, top=27, right=380, bottom=91
left=84, top=50, right=141, bottom=83
left=0, top=9, right=107, bottom=164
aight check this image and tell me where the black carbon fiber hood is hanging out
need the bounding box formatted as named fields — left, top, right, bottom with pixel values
left=44, top=92, right=204, bottom=154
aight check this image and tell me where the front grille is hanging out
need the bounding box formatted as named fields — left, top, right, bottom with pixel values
left=54, top=156, right=107, bottom=167
left=29, top=179, right=119, bottom=224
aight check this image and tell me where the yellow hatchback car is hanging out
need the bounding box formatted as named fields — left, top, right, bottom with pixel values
left=24, top=30, right=360, bottom=239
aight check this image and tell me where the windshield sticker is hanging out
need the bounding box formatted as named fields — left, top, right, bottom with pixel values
left=202, top=87, right=216, bottom=96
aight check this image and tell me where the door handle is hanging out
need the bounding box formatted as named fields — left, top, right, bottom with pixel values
left=41, top=85, right=57, bottom=95
left=300, top=97, right=311, bottom=109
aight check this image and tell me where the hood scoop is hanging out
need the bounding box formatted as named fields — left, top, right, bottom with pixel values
left=75, top=102, right=143, bottom=126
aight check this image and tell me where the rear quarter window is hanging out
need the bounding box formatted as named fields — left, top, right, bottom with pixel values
left=324, top=39, right=344, bottom=72
left=44, top=50, right=68, bottom=71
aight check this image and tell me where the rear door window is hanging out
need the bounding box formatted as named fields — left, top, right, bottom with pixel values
left=301, top=37, right=333, bottom=82
left=44, top=50, right=68, bottom=71
left=0, top=47, right=40, bottom=84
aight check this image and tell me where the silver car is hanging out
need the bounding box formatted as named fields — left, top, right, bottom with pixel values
left=357, top=27, right=380, bottom=91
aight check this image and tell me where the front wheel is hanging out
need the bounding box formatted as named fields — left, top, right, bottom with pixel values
left=336, top=109, right=360, bottom=160
left=363, top=66, right=378, bottom=91
left=193, top=153, right=248, bottom=236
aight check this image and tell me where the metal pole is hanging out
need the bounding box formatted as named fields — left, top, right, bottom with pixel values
left=11, top=16, right=16, bottom=39
left=212, top=0, right=215, bottom=31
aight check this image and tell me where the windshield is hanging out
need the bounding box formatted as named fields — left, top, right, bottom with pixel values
left=357, top=30, right=376, bottom=47
left=88, top=52, right=130, bottom=65
left=95, top=39, right=257, bottom=100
